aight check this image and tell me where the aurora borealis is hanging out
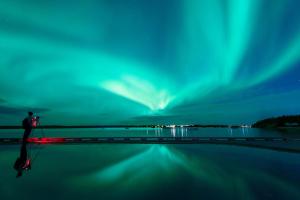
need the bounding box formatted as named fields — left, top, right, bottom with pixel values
left=0, top=0, right=300, bottom=125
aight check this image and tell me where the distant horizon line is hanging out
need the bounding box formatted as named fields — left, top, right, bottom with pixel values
left=0, top=124, right=251, bottom=129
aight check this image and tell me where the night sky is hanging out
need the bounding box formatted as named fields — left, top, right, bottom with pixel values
left=0, top=0, right=300, bottom=125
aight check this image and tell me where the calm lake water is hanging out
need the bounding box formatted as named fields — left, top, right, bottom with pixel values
left=0, top=127, right=295, bottom=138
left=0, top=128, right=300, bottom=200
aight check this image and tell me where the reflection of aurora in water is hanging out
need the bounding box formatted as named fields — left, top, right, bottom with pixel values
left=0, top=141, right=299, bottom=199
left=73, top=145, right=300, bottom=199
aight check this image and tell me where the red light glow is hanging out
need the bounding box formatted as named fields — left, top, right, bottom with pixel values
left=27, top=137, right=65, bottom=144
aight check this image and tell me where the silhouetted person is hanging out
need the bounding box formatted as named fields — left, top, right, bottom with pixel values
left=13, top=142, right=31, bottom=178
left=22, top=112, right=34, bottom=144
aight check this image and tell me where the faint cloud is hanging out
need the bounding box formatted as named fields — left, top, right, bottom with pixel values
left=0, top=105, right=50, bottom=115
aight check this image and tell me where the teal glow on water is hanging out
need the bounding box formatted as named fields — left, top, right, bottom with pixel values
left=0, top=127, right=289, bottom=138
left=0, top=129, right=300, bottom=200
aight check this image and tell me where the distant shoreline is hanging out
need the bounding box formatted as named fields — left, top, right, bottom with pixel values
left=252, top=115, right=300, bottom=128
left=1, top=115, right=299, bottom=129
left=0, top=124, right=248, bottom=129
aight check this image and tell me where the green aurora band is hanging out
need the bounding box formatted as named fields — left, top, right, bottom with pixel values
left=0, top=0, right=300, bottom=125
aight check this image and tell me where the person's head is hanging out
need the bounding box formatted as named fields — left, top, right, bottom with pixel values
left=28, top=112, right=33, bottom=117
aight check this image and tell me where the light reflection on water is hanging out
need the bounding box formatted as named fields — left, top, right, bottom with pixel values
left=0, top=127, right=285, bottom=138
left=1, top=128, right=299, bottom=199
left=0, top=143, right=300, bottom=200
